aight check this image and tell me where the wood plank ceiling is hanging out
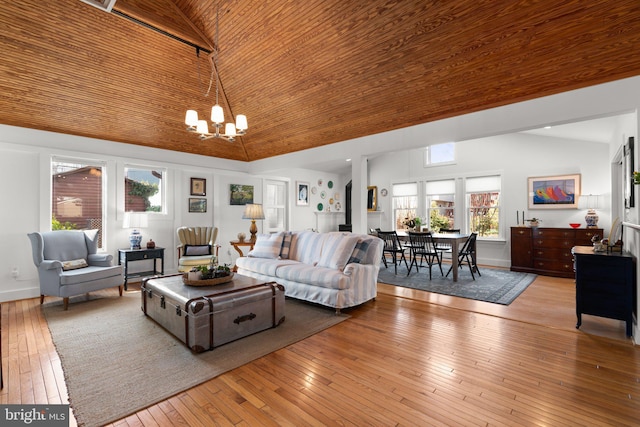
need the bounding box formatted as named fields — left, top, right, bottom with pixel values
left=1, top=0, right=640, bottom=163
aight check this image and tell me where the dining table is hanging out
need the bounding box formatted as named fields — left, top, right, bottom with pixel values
left=397, top=231, right=472, bottom=282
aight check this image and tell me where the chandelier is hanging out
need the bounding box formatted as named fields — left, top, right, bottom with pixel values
left=184, top=8, right=247, bottom=142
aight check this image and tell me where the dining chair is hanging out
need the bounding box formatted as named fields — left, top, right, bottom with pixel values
left=434, top=228, right=460, bottom=256
left=377, top=231, right=409, bottom=274
left=407, top=232, right=443, bottom=279
left=445, top=232, right=481, bottom=280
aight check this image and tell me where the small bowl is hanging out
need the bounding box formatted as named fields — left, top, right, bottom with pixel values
left=569, top=223, right=581, bottom=229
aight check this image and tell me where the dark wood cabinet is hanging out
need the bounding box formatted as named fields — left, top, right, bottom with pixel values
left=510, top=227, right=602, bottom=278
left=510, top=227, right=533, bottom=270
left=572, top=246, right=636, bottom=336
left=119, top=247, right=165, bottom=290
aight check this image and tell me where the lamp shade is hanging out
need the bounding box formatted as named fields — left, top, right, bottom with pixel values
left=211, top=104, right=224, bottom=124
left=242, top=204, right=265, bottom=220
left=123, top=212, right=148, bottom=229
left=185, top=110, right=198, bottom=127
left=225, top=122, right=237, bottom=136
left=196, top=120, right=209, bottom=135
left=579, top=194, right=601, bottom=210
left=236, top=114, right=248, bottom=131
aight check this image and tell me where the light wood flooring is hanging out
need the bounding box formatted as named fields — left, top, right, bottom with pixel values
left=1, top=273, right=638, bottom=426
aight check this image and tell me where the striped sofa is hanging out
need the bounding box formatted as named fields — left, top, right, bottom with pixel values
left=235, top=231, right=383, bottom=313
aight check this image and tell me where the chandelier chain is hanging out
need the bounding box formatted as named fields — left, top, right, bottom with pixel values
left=214, top=6, right=219, bottom=105
left=184, top=5, right=247, bottom=143
left=196, top=47, right=214, bottom=98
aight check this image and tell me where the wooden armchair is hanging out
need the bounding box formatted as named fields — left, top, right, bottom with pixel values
left=176, top=226, right=219, bottom=272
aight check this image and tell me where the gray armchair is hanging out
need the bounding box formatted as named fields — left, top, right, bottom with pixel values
left=28, top=229, right=123, bottom=310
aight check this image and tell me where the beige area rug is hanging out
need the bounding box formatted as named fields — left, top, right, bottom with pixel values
left=44, top=291, right=348, bottom=427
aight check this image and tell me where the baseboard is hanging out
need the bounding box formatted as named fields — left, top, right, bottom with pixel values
left=0, top=282, right=40, bottom=302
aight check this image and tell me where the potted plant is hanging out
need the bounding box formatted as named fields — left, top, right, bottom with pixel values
left=527, top=218, right=542, bottom=227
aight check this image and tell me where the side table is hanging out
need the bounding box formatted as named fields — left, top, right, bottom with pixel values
left=118, top=247, right=165, bottom=290
left=230, top=240, right=255, bottom=271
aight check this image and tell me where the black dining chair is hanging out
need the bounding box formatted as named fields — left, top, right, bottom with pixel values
left=445, top=232, right=481, bottom=280
left=434, top=228, right=460, bottom=256
left=407, top=232, right=443, bottom=279
left=377, top=231, right=409, bottom=274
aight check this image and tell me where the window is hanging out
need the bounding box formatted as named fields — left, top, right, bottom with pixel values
left=466, top=175, right=501, bottom=239
left=424, top=142, right=455, bottom=167
left=51, top=158, right=105, bottom=247
left=426, top=179, right=455, bottom=231
left=264, top=180, right=287, bottom=233
left=124, top=166, right=165, bottom=213
left=392, top=182, right=418, bottom=231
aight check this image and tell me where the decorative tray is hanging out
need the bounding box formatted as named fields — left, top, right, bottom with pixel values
left=182, top=272, right=234, bottom=286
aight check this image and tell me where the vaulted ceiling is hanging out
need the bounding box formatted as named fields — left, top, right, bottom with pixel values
left=1, top=0, right=640, bottom=163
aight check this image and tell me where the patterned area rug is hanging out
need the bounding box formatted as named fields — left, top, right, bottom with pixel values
left=378, top=262, right=536, bottom=305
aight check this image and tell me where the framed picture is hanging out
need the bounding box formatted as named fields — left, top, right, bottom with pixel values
left=188, top=198, right=207, bottom=213
left=190, top=178, right=206, bottom=196
left=624, top=136, right=634, bottom=208
left=229, top=184, right=254, bottom=205
left=297, top=181, right=310, bottom=206
left=528, top=174, right=580, bottom=209
left=367, top=186, right=377, bottom=211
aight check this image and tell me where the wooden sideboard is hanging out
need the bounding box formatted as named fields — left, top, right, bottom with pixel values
left=572, top=246, right=636, bottom=336
left=510, top=227, right=603, bottom=278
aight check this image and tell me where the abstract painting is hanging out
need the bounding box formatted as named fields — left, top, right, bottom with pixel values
left=528, top=174, right=580, bottom=209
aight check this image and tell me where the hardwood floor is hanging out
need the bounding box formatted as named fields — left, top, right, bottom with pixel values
left=1, top=274, right=638, bottom=426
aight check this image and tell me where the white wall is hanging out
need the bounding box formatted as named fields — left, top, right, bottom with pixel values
left=369, top=133, right=611, bottom=267
left=0, top=129, right=345, bottom=302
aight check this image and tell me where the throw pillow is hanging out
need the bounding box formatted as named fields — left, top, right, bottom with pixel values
left=184, top=245, right=212, bottom=256
left=347, top=239, right=371, bottom=264
left=248, top=232, right=284, bottom=259
left=293, top=231, right=324, bottom=265
left=62, top=258, right=88, bottom=271
left=317, top=233, right=360, bottom=271
left=279, top=231, right=293, bottom=259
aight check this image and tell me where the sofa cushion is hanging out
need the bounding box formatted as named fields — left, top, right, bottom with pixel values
left=290, top=231, right=325, bottom=265
left=184, top=244, right=212, bottom=256
left=248, top=232, right=284, bottom=259
left=59, top=265, right=123, bottom=285
left=178, top=255, right=216, bottom=267
left=275, top=263, right=351, bottom=290
left=236, top=256, right=298, bottom=277
left=317, top=232, right=360, bottom=271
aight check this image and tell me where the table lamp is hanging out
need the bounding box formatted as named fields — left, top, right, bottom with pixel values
left=123, top=212, right=148, bottom=249
left=242, top=203, right=265, bottom=241
left=579, top=194, right=600, bottom=229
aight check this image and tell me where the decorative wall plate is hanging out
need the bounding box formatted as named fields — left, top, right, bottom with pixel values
left=317, top=178, right=323, bottom=186
left=335, top=202, right=341, bottom=211
left=311, top=186, right=317, bottom=194
left=320, top=191, right=326, bottom=199
left=317, top=203, right=323, bottom=211
left=329, top=198, right=334, bottom=204
left=328, top=180, right=333, bottom=189
left=380, top=188, right=388, bottom=197
left=334, top=192, right=340, bottom=199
